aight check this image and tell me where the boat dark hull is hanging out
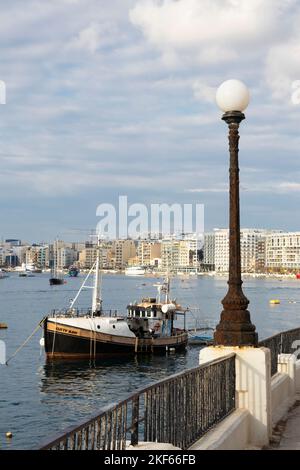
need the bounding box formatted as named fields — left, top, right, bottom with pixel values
left=68, top=271, right=79, bottom=277
left=49, top=278, right=64, bottom=286
left=44, top=319, right=188, bottom=359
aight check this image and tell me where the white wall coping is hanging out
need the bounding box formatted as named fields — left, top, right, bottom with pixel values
left=189, top=409, right=250, bottom=451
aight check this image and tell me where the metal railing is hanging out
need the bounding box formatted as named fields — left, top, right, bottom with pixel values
left=259, top=327, right=300, bottom=376
left=49, top=308, right=121, bottom=318
left=38, top=354, right=236, bottom=450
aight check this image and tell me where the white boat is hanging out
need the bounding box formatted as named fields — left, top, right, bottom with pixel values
left=15, top=262, right=41, bottom=273
left=125, top=266, right=146, bottom=276
left=0, top=269, right=9, bottom=279
left=42, top=240, right=188, bottom=359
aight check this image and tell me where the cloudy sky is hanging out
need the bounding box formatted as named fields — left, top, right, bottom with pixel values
left=1, top=0, right=300, bottom=241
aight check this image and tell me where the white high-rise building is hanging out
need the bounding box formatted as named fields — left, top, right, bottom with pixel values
left=203, top=233, right=215, bottom=270
left=213, top=228, right=270, bottom=273
left=265, top=232, right=300, bottom=271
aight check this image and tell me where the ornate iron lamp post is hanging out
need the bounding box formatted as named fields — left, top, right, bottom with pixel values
left=214, top=79, right=258, bottom=347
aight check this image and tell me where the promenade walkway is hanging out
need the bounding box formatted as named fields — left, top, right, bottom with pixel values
left=269, top=400, right=300, bottom=450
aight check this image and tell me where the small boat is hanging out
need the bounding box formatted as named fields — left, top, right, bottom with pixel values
left=68, top=266, right=79, bottom=277
left=0, top=269, right=9, bottom=279
left=125, top=266, right=145, bottom=276
left=0, top=322, right=8, bottom=329
left=49, top=246, right=64, bottom=286
left=43, top=240, right=188, bottom=359
left=188, top=332, right=213, bottom=346
left=15, top=262, right=41, bottom=273
left=49, top=277, right=64, bottom=285
left=269, top=299, right=280, bottom=305
left=19, top=273, right=35, bottom=278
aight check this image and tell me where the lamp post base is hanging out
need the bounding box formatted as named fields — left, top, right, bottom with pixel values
left=214, top=309, right=258, bottom=347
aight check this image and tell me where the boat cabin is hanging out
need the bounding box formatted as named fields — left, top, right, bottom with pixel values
left=127, top=297, right=184, bottom=339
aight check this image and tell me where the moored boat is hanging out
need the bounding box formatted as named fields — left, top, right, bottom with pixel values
left=49, top=277, right=64, bottom=285
left=68, top=266, right=79, bottom=277
left=43, top=240, right=188, bottom=360
left=125, top=266, right=145, bottom=276
left=0, top=269, right=9, bottom=279
left=49, top=246, right=64, bottom=286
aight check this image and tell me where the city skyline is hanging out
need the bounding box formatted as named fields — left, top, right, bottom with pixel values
left=1, top=1, right=300, bottom=240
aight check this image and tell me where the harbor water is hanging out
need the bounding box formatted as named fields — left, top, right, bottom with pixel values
left=1, top=273, right=300, bottom=449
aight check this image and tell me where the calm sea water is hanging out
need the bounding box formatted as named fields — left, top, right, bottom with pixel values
left=0, top=273, right=300, bottom=449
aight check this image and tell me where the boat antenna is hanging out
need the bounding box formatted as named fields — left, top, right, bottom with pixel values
left=92, top=236, right=103, bottom=316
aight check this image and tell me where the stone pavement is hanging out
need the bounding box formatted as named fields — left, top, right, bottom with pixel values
left=268, top=400, right=300, bottom=450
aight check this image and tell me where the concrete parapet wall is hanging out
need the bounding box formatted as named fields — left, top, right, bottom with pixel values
left=296, top=360, right=300, bottom=393
left=271, top=372, right=291, bottom=425
left=189, top=410, right=250, bottom=451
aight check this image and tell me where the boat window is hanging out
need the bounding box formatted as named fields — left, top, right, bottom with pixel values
left=113, top=325, right=116, bottom=329
left=97, top=325, right=100, bottom=329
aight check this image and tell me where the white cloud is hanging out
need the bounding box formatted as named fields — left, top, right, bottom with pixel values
left=265, top=37, right=300, bottom=101
left=130, top=0, right=294, bottom=60
left=193, top=80, right=216, bottom=104
left=186, top=180, right=300, bottom=195
left=69, top=21, right=120, bottom=54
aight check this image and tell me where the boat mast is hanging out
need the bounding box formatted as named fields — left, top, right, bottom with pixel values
left=92, top=238, right=102, bottom=316
left=52, top=238, right=57, bottom=277
left=163, top=240, right=171, bottom=304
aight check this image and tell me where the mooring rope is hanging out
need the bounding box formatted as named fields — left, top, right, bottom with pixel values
left=5, top=317, right=47, bottom=365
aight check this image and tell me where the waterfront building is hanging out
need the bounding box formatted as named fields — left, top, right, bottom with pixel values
left=79, top=243, right=98, bottom=269
left=56, top=247, right=77, bottom=269
left=161, top=237, right=198, bottom=273
left=50, top=240, right=77, bottom=270
left=137, top=241, right=161, bottom=267
left=203, top=232, right=215, bottom=271
left=213, top=228, right=270, bottom=273
left=0, top=247, right=5, bottom=267
left=25, top=245, right=49, bottom=269
left=78, top=241, right=114, bottom=270
left=5, top=239, right=22, bottom=247
left=113, top=240, right=136, bottom=269
left=265, top=232, right=300, bottom=272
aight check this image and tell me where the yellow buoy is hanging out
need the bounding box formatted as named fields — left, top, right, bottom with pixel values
left=269, top=299, right=280, bottom=305
left=6, top=432, right=13, bottom=439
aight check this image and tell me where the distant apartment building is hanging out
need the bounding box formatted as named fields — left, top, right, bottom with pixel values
left=78, top=242, right=115, bottom=270
left=265, top=232, right=300, bottom=271
left=137, top=241, right=161, bottom=267
left=57, top=247, right=77, bottom=269
left=79, top=243, right=98, bottom=269
left=213, top=228, right=269, bottom=273
left=203, top=233, right=215, bottom=270
left=161, top=237, right=198, bottom=273
left=0, top=248, right=5, bottom=266
left=25, top=245, right=49, bottom=268
left=3, top=244, right=28, bottom=267
left=5, top=239, right=22, bottom=247
left=51, top=240, right=77, bottom=269
left=113, top=240, right=136, bottom=269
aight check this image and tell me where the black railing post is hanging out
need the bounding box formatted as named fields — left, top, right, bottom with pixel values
left=131, top=396, right=139, bottom=446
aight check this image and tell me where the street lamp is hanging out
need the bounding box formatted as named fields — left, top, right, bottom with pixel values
left=214, top=79, right=258, bottom=347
